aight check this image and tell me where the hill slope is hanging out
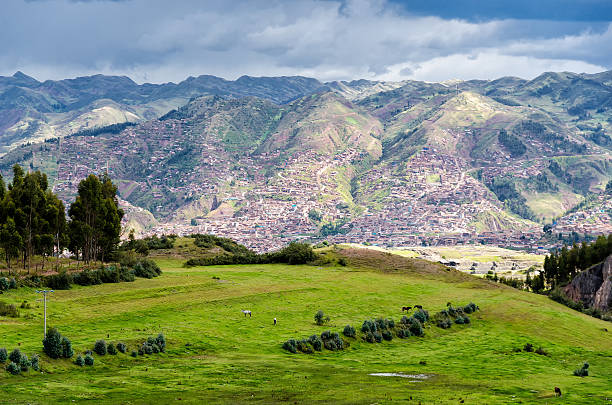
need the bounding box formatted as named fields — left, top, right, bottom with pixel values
left=0, top=249, right=610, bottom=403
left=1, top=70, right=612, bottom=248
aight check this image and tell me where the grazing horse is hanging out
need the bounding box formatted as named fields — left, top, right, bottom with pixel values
left=241, top=310, right=252, bottom=318
left=414, top=305, right=423, bottom=309
left=402, top=306, right=412, bottom=312
left=554, top=387, right=561, bottom=397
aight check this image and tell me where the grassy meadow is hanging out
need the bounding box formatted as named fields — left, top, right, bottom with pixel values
left=0, top=248, right=610, bottom=404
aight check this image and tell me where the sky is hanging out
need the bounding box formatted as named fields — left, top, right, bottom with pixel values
left=1, top=0, right=612, bottom=83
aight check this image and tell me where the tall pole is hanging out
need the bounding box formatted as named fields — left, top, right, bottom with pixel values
left=36, top=290, right=54, bottom=338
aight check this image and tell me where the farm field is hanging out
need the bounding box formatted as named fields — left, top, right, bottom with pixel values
left=0, top=249, right=610, bottom=404
left=341, top=243, right=545, bottom=277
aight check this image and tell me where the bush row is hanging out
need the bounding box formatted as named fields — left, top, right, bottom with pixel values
left=185, top=242, right=317, bottom=267
left=1, top=348, right=39, bottom=374
left=433, top=303, right=478, bottom=329
left=43, top=259, right=161, bottom=290
left=93, top=334, right=165, bottom=357
left=283, top=331, right=346, bottom=354
left=0, top=277, right=17, bottom=291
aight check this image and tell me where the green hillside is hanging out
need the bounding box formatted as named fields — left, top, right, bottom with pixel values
left=0, top=248, right=610, bottom=404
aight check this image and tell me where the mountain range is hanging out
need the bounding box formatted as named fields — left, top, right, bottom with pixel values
left=1, top=70, right=611, bottom=250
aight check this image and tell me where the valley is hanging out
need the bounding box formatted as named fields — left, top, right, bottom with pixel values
left=1, top=71, right=612, bottom=252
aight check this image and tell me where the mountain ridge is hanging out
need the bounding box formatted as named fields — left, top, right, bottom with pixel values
left=1, top=69, right=611, bottom=250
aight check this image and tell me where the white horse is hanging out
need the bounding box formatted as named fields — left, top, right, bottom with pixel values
left=241, top=310, right=251, bottom=317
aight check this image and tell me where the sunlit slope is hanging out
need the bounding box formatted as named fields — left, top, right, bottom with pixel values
left=0, top=249, right=610, bottom=404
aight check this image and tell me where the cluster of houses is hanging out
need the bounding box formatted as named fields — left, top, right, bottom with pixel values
left=18, top=119, right=611, bottom=254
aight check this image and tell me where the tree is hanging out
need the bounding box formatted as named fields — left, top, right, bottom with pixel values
left=0, top=218, right=22, bottom=270
left=42, top=327, right=63, bottom=359
left=68, top=174, right=123, bottom=263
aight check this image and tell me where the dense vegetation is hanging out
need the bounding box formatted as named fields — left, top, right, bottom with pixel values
left=543, top=234, right=612, bottom=286
left=120, top=233, right=176, bottom=255
left=184, top=241, right=316, bottom=267
left=498, top=129, right=526, bottom=157
left=0, top=165, right=124, bottom=273
left=67, top=122, right=136, bottom=138
left=486, top=177, right=536, bottom=221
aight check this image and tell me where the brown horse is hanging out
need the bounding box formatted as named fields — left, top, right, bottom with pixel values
left=414, top=305, right=423, bottom=309
left=554, top=387, right=562, bottom=397
left=402, top=306, right=412, bottom=312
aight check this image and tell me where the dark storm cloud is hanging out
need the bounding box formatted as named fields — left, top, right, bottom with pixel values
left=0, top=0, right=610, bottom=83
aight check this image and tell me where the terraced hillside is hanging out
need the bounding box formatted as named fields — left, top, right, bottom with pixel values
left=0, top=248, right=610, bottom=404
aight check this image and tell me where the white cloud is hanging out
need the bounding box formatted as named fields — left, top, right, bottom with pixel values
left=378, top=52, right=607, bottom=82
left=0, top=0, right=609, bottom=83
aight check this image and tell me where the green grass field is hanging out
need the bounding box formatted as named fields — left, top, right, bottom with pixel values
left=0, top=249, right=610, bottom=404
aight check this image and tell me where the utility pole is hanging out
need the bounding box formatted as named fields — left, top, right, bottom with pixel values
left=36, top=290, right=54, bottom=338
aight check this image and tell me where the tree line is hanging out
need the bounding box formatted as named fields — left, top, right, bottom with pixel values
left=0, top=165, right=123, bottom=271
left=543, top=234, right=612, bottom=286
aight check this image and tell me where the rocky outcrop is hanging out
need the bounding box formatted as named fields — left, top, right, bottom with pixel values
left=564, top=255, right=612, bottom=312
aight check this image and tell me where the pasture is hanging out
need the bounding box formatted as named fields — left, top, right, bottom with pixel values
left=0, top=249, right=610, bottom=404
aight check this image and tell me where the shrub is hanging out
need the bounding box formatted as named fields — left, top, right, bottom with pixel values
left=0, top=302, right=19, bottom=318
left=94, top=340, right=107, bottom=356
left=375, top=318, right=388, bottom=330
left=130, top=350, right=138, bottom=358
left=107, top=343, right=117, bottom=355
left=132, top=259, right=162, bottom=279
left=320, top=330, right=332, bottom=341
left=523, top=343, right=534, bottom=352
left=142, top=343, right=153, bottom=355
left=408, top=317, right=424, bottom=336
left=387, top=319, right=395, bottom=329
left=6, top=361, right=19, bottom=375
left=397, top=328, right=411, bottom=338
left=364, top=331, right=375, bottom=343
left=455, top=316, right=465, bottom=325
left=30, top=354, right=39, bottom=371
left=343, top=325, right=356, bottom=338
left=322, top=332, right=344, bottom=351
left=61, top=336, right=74, bottom=358
left=282, top=339, right=297, bottom=354
left=296, top=339, right=313, bottom=354
left=75, top=355, right=85, bottom=366
left=584, top=307, right=602, bottom=319
left=535, top=347, right=548, bottom=356
left=463, top=303, right=478, bottom=314
left=0, top=277, right=9, bottom=291
left=8, top=278, right=17, bottom=289
left=373, top=331, right=383, bottom=343
left=574, top=362, right=589, bottom=377
left=413, top=309, right=429, bottom=324
left=314, top=310, right=330, bottom=325
left=338, top=258, right=347, bottom=266
left=9, top=348, right=22, bottom=364
left=116, top=342, right=127, bottom=353
left=274, top=242, right=316, bottom=265
left=463, top=315, right=470, bottom=324
left=45, top=271, right=72, bottom=290
left=436, top=319, right=452, bottom=329
left=361, top=319, right=377, bottom=333
left=19, top=353, right=30, bottom=372
left=308, top=335, right=322, bottom=351
left=0, top=348, right=7, bottom=363
left=156, top=333, right=166, bottom=352
left=84, top=354, right=94, bottom=366
left=382, top=330, right=393, bottom=341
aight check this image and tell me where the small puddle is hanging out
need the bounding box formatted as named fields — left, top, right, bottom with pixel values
left=369, top=373, right=432, bottom=382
